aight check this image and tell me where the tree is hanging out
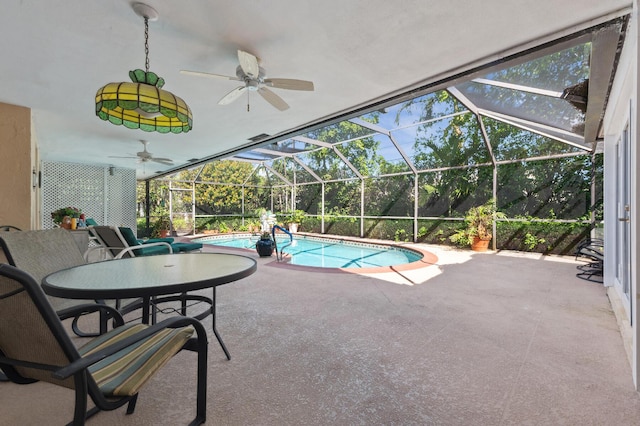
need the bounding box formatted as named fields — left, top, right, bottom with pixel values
left=192, top=161, right=259, bottom=215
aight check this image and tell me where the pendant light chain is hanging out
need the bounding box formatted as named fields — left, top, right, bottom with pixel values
left=144, top=16, right=150, bottom=73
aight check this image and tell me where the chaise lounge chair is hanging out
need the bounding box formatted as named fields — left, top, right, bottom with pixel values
left=89, top=226, right=201, bottom=259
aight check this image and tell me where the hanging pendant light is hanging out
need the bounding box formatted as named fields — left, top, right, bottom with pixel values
left=95, top=2, right=192, bottom=134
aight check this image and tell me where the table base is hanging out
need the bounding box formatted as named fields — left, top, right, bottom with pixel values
left=120, top=288, right=231, bottom=360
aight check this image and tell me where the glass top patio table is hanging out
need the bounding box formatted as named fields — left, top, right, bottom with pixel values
left=42, top=252, right=257, bottom=360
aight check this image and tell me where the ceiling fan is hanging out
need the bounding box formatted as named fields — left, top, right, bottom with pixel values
left=109, top=140, right=174, bottom=166
left=180, top=49, right=314, bottom=111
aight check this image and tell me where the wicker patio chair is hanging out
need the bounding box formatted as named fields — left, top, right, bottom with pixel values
left=0, top=263, right=207, bottom=425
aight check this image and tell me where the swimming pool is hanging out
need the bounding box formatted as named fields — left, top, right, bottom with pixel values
left=194, top=234, right=423, bottom=269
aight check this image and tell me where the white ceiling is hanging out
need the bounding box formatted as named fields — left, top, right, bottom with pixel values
left=0, top=0, right=630, bottom=179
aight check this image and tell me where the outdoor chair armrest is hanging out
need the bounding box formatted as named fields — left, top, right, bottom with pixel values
left=114, top=242, right=173, bottom=259
left=56, top=303, right=125, bottom=327
left=52, top=316, right=207, bottom=380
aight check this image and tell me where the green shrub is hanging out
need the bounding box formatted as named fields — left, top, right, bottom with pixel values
left=218, top=221, right=230, bottom=233
left=194, top=213, right=591, bottom=255
left=496, top=220, right=591, bottom=254
left=523, top=232, right=546, bottom=250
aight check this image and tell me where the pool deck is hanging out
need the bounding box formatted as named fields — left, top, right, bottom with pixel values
left=3, top=239, right=640, bottom=425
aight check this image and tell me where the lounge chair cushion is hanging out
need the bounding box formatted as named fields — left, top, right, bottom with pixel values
left=118, top=227, right=200, bottom=253
left=145, top=237, right=175, bottom=244
left=117, top=227, right=144, bottom=247
left=118, top=227, right=175, bottom=246
left=79, top=323, right=194, bottom=397
left=172, top=242, right=203, bottom=253
left=136, top=245, right=172, bottom=256
left=118, top=227, right=172, bottom=256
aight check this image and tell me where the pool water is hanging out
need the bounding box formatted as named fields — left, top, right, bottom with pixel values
left=195, top=234, right=422, bottom=269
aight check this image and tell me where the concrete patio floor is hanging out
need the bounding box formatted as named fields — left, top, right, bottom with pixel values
left=2, top=243, right=639, bottom=425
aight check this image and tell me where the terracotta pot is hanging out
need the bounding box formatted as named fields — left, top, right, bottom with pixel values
left=58, top=216, right=72, bottom=229
left=471, top=237, right=490, bottom=252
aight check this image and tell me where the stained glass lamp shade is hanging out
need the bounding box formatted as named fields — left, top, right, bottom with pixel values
left=96, top=69, right=192, bottom=134
left=95, top=2, right=192, bottom=134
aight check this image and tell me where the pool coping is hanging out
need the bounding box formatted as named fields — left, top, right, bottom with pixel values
left=189, top=232, right=438, bottom=275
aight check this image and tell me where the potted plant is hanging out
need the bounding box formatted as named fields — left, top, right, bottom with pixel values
left=152, top=214, right=171, bottom=238
left=247, top=219, right=260, bottom=233
left=255, top=231, right=274, bottom=257
left=51, top=207, right=82, bottom=229
left=287, top=209, right=306, bottom=233
left=449, top=199, right=505, bottom=252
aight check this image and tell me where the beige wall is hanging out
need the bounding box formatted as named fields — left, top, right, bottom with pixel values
left=0, top=102, right=33, bottom=230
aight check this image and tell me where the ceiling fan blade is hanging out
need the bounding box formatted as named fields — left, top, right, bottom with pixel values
left=238, top=50, right=260, bottom=79
left=219, top=86, right=248, bottom=105
left=180, top=70, right=241, bottom=81
left=151, top=158, right=174, bottom=166
left=264, top=78, right=314, bottom=91
left=108, top=155, right=137, bottom=159
left=258, top=87, right=290, bottom=111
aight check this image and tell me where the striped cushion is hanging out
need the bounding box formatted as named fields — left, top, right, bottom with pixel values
left=78, top=323, right=194, bottom=397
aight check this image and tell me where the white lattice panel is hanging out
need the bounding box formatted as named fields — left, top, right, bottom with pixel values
left=107, top=168, right=137, bottom=229
left=41, top=162, right=136, bottom=230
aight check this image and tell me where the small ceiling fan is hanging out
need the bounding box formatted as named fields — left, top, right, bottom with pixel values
left=180, top=49, right=314, bottom=111
left=109, top=140, right=174, bottom=166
